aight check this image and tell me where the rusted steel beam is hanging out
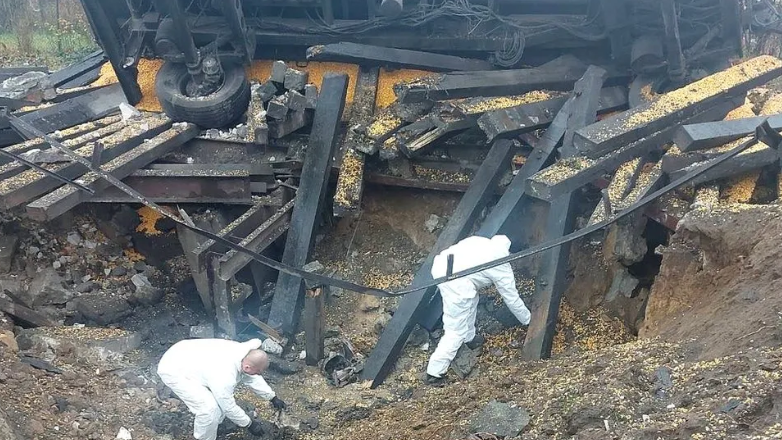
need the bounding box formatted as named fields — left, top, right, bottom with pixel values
left=26, top=123, right=198, bottom=221
left=217, top=199, right=294, bottom=281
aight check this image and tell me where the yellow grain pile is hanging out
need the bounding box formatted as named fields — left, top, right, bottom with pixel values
left=246, top=60, right=360, bottom=105
left=760, top=92, right=782, bottom=114
left=450, top=90, right=554, bottom=115
left=94, top=59, right=164, bottom=112
left=625, top=56, right=782, bottom=128
left=552, top=301, right=632, bottom=354
left=135, top=205, right=164, bottom=235
left=376, top=68, right=435, bottom=109
left=334, top=148, right=364, bottom=207
left=722, top=171, right=761, bottom=203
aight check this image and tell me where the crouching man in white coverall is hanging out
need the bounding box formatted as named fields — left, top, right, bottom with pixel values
left=157, top=338, right=287, bottom=440
left=425, top=235, right=531, bottom=386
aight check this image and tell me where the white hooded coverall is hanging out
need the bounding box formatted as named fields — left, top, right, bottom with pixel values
left=426, top=235, right=531, bottom=377
left=156, top=338, right=276, bottom=440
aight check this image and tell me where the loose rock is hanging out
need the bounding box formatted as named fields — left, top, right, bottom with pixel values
left=470, top=400, right=530, bottom=437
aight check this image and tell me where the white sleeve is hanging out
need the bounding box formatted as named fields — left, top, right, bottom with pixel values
left=209, top=379, right=251, bottom=427
left=485, top=263, right=531, bottom=325
left=243, top=374, right=276, bottom=401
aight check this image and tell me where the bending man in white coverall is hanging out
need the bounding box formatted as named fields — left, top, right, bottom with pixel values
left=425, top=235, right=531, bottom=385
left=157, top=338, right=287, bottom=440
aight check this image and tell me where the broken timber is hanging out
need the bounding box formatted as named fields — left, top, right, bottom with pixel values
left=477, top=86, right=628, bottom=142
left=0, top=296, right=57, bottom=327
left=26, top=123, right=199, bottom=221
left=177, top=214, right=226, bottom=314
left=334, top=66, right=379, bottom=217
left=673, top=114, right=782, bottom=152
left=304, top=286, right=326, bottom=366
left=521, top=191, right=577, bottom=360
left=362, top=139, right=514, bottom=388
left=668, top=143, right=780, bottom=186
left=0, top=115, right=123, bottom=167
left=398, top=115, right=476, bottom=158
left=525, top=98, right=742, bottom=201
left=560, top=65, right=608, bottom=157
left=394, top=55, right=626, bottom=103
left=217, top=199, right=294, bottom=281
left=211, top=256, right=236, bottom=338
left=46, top=50, right=107, bottom=89
left=0, top=115, right=171, bottom=209
left=306, top=42, right=493, bottom=72
left=268, top=73, right=348, bottom=335
left=572, top=56, right=782, bottom=158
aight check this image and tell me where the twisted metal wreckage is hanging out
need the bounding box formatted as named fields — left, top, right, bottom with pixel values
left=3, top=0, right=782, bottom=388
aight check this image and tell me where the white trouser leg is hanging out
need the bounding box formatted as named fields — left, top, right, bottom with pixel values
left=158, top=370, right=223, bottom=440
left=426, top=286, right=479, bottom=377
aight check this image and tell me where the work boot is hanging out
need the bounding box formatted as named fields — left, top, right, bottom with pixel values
left=423, top=373, right=447, bottom=387
left=466, top=334, right=485, bottom=350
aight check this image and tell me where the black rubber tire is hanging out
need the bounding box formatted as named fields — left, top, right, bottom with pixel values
left=155, top=61, right=250, bottom=128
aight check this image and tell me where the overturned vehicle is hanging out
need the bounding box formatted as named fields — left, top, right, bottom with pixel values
left=79, top=0, right=745, bottom=128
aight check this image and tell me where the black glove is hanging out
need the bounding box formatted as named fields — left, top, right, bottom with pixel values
left=270, top=396, right=287, bottom=410
left=247, top=419, right=264, bottom=436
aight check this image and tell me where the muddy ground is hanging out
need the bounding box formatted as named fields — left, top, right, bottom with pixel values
left=2, top=186, right=782, bottom=440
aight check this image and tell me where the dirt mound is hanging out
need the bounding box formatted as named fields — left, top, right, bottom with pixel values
left=641, top=204, right=782, bottom=360
left=335, top=339, right=782, bottom=439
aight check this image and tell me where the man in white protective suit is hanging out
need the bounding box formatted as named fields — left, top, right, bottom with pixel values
left=425, top=235, right=532, bottom=386
left=157, top=338, right=287, bottom=440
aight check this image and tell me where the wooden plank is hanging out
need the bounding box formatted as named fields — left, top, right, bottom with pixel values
left=334, top=66, right=378, bottom=218
left=13, top=84, right=126, bottom=135
left=668, top=143, right=780, bottom=186
left=306, top=42, right=493, bottom=71
left=673, top=114, right=782, bottom=152
left=477, top=86, right=627, bottom=142
left=0, top=115, right=171, bottom=210
left=46, top=50, right=107, bottom=88
left=59, top=65, right=102, bottom=89
left=210, top=257, right=236, bottom=339
left=304, top=286, right=326, bottom=366
left=192, top=203, right=274, bottom=271
left=217, top=200, right=293, bottom=281
left=521, top=191, right=577, bottom=360
left=572, top=57, right=782, bottom=158
left=26, top=124, right=199, bottom=221
left=394, top=55, right=607, bottom=103
left=0, top=296, right=57, bottom=327
left=362, top=139, right=514, bottom=388
left=398, top=116, right=476, bottom=158
left=560, top=65, right=608, bottom=157
left=525, top=98, right=741, bottom=201
left=268, top=73, right=349, bottom=335
left=0, top=115, right=123, bottom=167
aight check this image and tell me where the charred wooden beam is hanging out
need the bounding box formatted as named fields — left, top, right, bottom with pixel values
left=88, top=171, right=252, bottom=204
left=210, top=258, right=236, bottom=338
left=673, top=114, right=782, bottom=152
left=573, top=57, right=782, bottom=158
left=0, top=296, right=57, bottom=327
left=269, top=73, right=349, bottom=335
left=0, top=115, right=171, bottom=210
left=334, top=67, right=378, bottom=218
left=521, top=191, right=577, bottom=360
left=217, top=199, right=294, bottom=281
left=193, top=202, right=275, bottom=272
left=306, top=42, right=493, bottom=72
left=478, top=86, right=627, bottom=142
left=177, top=211, right=228, bottom=315
left=398, top=116, right=476, bottom=158
left=395, top=55, right=626, bottom=103
left=364, top=172, right=473, bottom=192
left=27, top=124, right=198, bottom=221
left=4, top=84, right=125, bottom=135
left=589, top=160, right=664, bottom=225
left=304, top=286, right=326, bottom=366
left=362, top=139, right=514, bottom=388
left=526, top=98, right=740, bottom=201
left=0, top=115, right=123, bottom=167
left=560, top=65, right=608, bottom=157
left=668, top=143, right=780, bottom=186
left=46, top=50, right=107, bottom=89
